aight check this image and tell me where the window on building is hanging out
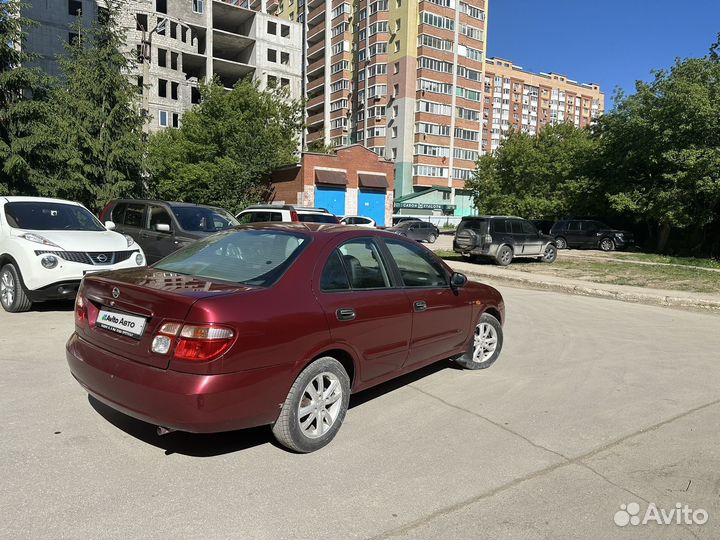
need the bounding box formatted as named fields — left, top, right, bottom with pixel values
left=159, top=110, right=168, bottom=127
left=172, top=113, right=180, bottom=128
left=137, top=76, right=144, bottom=94
left=181, top=26, right=188, bottom=43
left=394, top=41, right=400, bottom=52
left=281, top=78, right=290, bottom=87
left=171, top=82, right=179, bottom=100
left=393, top=83, right=399, bottom=97
left=157, top=48, right=167, bottom=67
left=135, top=13, right=148, bottom=31
left=192, top=0, right=204, bottom=13
left=156, top=17, right=166, bottom=35
left=281, top=51, right=289, bottom=65
left=170, top=52, right=178, bottom=70
left=267, top=75, right=277, bottom=87
left=156, top=0, right=167, bottom=14
left=281, top=24, right=290, bottom=37
left=391, top=126, right=397, bottom=138
left=68, top=32, right=79, bottom=45
left=267, top=49, right=277, bottom=62
left=391, top=148, right=397, bottom=159
left=267, top=21, right=277, bottom=34
left=158, top=79, right=167, bottom=98
left=68, top=0, right=82, bottom=15
left=170, top=21, right=177, bottom=39
left=393, top=62, right=400, bottom=74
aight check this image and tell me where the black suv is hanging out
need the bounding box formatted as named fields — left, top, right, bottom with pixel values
left=386, top=220, right=440, bottom=243
left=550, top=219, right=634, bottom=251
left=454, top=216, right=557, bottom=266
left=99, top=199, right=239, bottom=264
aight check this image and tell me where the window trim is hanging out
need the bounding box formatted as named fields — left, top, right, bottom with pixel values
left=378, top=237, right=450, bottom=290
left=319, top=237, right=398, bottom=292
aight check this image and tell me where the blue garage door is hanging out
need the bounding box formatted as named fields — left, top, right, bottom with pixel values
left=315, top=186, right=346, bottom=217
left=358, top=189, right=386, bottom=226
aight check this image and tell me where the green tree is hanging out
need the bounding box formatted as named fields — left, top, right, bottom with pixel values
left=48, top=2, right=146, bottom=211
left=147, top=78, right=303, bottom=213
left=0, top=1, right=60, bottom=196
left=596, top=39, right=720, bottom=251
left=467, top=123, right=600, bottom=219
left=306, top=139, right=336, bottom=154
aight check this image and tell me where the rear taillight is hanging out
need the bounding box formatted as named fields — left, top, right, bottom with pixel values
left=483, top=234, right=493, bottom=246
left=75, top=294, right=87, bottom=324
left=151, top=323, right=235, bottom=362
left=290, top=210, right=299, bottom=222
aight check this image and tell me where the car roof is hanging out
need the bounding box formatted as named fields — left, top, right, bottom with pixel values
left=111, top=199, right=225, bottom=210
left=241, top=204, right=332, bottom=214
left=228, top=222, right=404, bottom=238
left=0, top=196, right=83, bottom=206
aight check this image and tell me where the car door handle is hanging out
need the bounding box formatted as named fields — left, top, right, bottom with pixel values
left=414, top=300, right=427, bottom=312
left=336, top=308, right=356, bottom=321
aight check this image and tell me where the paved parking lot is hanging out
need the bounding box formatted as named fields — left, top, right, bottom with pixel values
left=1, top=287, right=719, bottom=539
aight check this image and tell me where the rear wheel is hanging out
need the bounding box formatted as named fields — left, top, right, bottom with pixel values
left=0, top=264, right=32, bottom=313
left=495, top=245, right=513, bottom=266
left=599, top=237, right=615, bottom=252
left=541, top=244, right=557, bottom=263
left=455, top=313, right=503, bottom=370
left=272, top=356, right=350, bottom=453
left=555, top=237, right=567, bottom=249
left=427, top=233, right=437, bottom=244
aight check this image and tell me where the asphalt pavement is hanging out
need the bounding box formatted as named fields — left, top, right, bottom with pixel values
left=1, top=287, right=719, bottom=539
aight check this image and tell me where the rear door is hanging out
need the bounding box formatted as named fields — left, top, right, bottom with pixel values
left=510, top=219, right=528, bottom=253
left=116, top=202, right=147, bottom=249
left=521, top=220, right=543, bottom=255
left=315, top=238, right=412, bottom=383
left=381, top=238, right=471, bottom=367
left=143, top=205, right=177, bottom=263
left=566, top=220, right=582, bottom=247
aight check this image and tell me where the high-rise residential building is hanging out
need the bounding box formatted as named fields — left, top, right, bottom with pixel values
left=482, top=57, right=604, bottom=154
left=275, top=0, right=489, bottom=216
left=21, top=0, right=303, bottom=132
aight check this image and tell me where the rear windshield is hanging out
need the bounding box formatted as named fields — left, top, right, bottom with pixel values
left=298, top=213, right=338, bottom=224
left=171, top=206, right=239, bottom=232
left=4, top=202, right=104, bottom=231
left=458, top=218, right=488, bottom=233
left=154, top=230, right=309, bottom=287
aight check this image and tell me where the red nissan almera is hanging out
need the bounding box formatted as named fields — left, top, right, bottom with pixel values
left=67, top=224, right=505, bottom=452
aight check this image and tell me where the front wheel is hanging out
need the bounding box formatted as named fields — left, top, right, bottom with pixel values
left=0, top=264, right=32, bottom=313
left=272, top=357, right=350, bottom=453
left=599, top=237, right=615, bottom=252
left=455, top=313, right=503, bottom=370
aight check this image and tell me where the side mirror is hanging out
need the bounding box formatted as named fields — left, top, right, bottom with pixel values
left=156, top=223, right=171, bottom=232
left=450, top=272, right=467, bottom=289
left=104, top=220, right=116, bottom=231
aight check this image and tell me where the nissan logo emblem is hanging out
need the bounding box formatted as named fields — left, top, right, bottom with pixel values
left=96, top=254, right=108, bottom=263
left=112, top=287, right=120, bottom=299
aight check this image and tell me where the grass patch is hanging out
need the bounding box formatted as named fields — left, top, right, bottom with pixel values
left=611, top=252, right=720, bottom=270
left=514, top=259, right=720, bottom=294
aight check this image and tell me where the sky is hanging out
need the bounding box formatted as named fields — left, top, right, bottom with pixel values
left=488, top=0, right=720, bottom=108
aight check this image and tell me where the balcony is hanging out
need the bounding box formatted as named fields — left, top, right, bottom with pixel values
left=306, top=77, right=325, bottom=93
left=213, top=57, right=255, bottom=88
left=212, top=0, right=255, bottom=35
left=306, top=93, right=324, bottom=110
left=307, top=40, right=325, bottom=61
left=307, top=4, right=326, bottom=26
left=307, top=111, right=325, bottom=126
left=307, top=23, right=325, bottom=44
left=213, top=30, right=253, bottom=63
left=306, top=57, right=325, bottom=77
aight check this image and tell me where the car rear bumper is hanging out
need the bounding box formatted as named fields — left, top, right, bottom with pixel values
left=66, top=333, right=292, bottom=433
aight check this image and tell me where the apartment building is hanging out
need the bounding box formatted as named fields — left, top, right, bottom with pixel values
left=22, top=0, right=303, bottom=132
left=482, top=57, right=604, bottom=154
left=275, top=0, right=488, bottom=215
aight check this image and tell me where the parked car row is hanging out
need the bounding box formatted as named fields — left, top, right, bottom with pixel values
left=453, top=215, right=634, bottom=266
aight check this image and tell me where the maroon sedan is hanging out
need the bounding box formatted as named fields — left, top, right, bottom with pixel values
left=67, top=224, right=505, bottom=452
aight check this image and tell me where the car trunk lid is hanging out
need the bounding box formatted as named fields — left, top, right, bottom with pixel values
left=77, top=268, right=249, bottom=369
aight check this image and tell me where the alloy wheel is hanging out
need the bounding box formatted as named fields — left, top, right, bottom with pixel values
left=298, top=372, right=343, bottom=438
left=600, top=238, right=614, bottom=251
left=543, top=245, right=557, bottom=262
left=473, top=322, right=498, bottom=363
left=0, top=269, right=14, bottom=308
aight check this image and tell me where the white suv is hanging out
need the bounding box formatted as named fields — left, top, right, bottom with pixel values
left=236, top=205, right=339, bottom=224
left=0, top=196, right=146, bottom=312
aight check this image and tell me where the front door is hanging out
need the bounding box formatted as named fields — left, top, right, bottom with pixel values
left=144, top=205, right=177, bottom=263
left=522, top=220, right=544, bottom=255
left=382, top=238, right=471, bottom=367
left=315, top=239, right=411, bottom=383
left=566, top=220, right=583, bottom=247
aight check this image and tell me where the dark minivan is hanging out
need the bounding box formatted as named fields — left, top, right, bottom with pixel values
left=454, top=216, right=557, bottom=266
left=100, top=200, right=239, bottom=264
left=550, top=219, right=634, bottom=251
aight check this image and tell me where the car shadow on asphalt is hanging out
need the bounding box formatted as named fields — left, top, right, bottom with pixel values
left=32, top=300, right=74, bottom=312
left=88, top=359, right=460, bottom=457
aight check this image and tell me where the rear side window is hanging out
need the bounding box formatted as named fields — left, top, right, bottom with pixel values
left=337, top=239, right=390, bottom=289
left=238, top=211, right=282, bottom=223
left=155, top=230, right=309, bottom=287
left=568, top=221, right=581, bottom=231
left=492, top=219, right=507, bottom=234
left=299, top=213, right=338, bottom=224
left=320, top=250, right=351, bottom=291
left=511, top=220, right=524, bottom=234
left=122, top=203, right=146, bottom=227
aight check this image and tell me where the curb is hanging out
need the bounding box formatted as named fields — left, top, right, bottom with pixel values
left=447, top=263, right=720, bottom=314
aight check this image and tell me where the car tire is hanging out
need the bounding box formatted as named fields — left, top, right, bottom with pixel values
left=555, top=237, right=567, bottom=249
left=599, top=237, right=615, bottom=252
left=454, top=313, right=503, bottom=370
left=427, top=233, right=437, bottom=244
left=454, top=229, right=477, bottom=251
left=541, top=244, right=557, bottom=263
left=495, top=245, right=513, bottom=266
left=272, top=356, right=351, bottom=453
left=0, top=264, right=32, bottom=313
